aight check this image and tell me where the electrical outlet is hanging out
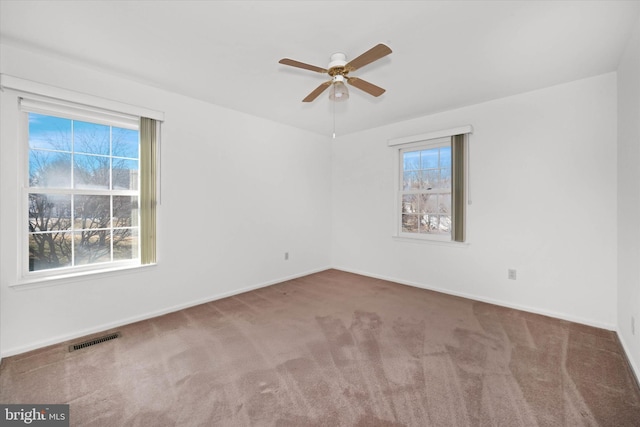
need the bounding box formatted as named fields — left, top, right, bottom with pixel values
left=632, top=316, right=636, bottom=335
left=284, top=252, right=289, bottom=261
left=508, top=269, right=517, bottom=280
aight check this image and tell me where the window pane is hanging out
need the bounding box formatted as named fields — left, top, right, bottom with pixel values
left=74, top=154, right=110, bottom=189
left=439, top=193, right=452, bottom=214
left=74, top=230, right=111, bottom=265
left=73, top=121, right=110, bottom=155
left=440, top=146, right=452, bottom=168
left=416, top=194, right=428, bottom=214
left=112, top=159, right=139, bottom=190
left=421, top=214, right=440, bottom=233
left=29, top=151, right=72, bottom=188
left=403, top=171, right=420, bottom=190
left=74, top=195, right=111, bottom=229
left=112, top=128, right=139, bottom=159
left=29, top=113, right=72, bottom=151
left=423, top=194, right=439, bottom=213
left=439, top=215, right=452, bottom=233
left=113, top=196, right=139, bottom=227
left=402, top=194, right=418, bottom=213
left=113, top=228, right=138, bottom=261
left=403, top=151, right=420, bottom=171
left=29, top=232, right=72, bottom=271
left=421, top=170, right=441, bottom=190
left=402, top=214, right=419, bottom=233
left=438, top=167, right=451, bottom=189
left=28, top=193, right=71, bottom=231
left=421, top=149, right=439, bottom=169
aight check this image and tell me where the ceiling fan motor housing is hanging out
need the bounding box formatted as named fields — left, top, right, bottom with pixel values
left=328, top=53, right=348, bottom=75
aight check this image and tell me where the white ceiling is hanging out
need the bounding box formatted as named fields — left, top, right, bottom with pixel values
left=1, top=1, right=639, bottom=137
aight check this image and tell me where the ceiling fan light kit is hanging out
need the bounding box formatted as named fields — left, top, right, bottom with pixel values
left=329, top=75, right=349, bottom=101
left=279, top=43, right=392, bottom=103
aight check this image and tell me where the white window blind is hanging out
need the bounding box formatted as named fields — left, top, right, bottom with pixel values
left=20, top=96, right=139, bottom=130
left=1, top=73, right=164, bottom=122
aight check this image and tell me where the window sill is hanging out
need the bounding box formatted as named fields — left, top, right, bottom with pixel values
left=392, top=235, right=470, bottom=247
left=10, top=263, right=157, bottom=291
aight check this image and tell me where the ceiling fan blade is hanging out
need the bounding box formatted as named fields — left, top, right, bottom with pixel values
left=279, top=58, right=328, bottom=74
left=303, top=81, right=332, bottom=102
left=347, top=77, right=386, bottom=97
left=345, top=43, right=392, bottom=72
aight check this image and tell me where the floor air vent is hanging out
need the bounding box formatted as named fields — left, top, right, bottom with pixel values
left=69, top=332, right=121, bottom=352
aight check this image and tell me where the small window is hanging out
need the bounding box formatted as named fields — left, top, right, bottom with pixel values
left=400, top=142, right=452, bottom=236
left=392, top=130, right=469, bottom=243
left=20, top=97, right=158, bottom=279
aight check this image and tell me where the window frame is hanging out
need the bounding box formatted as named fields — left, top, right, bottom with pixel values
left=1, top=74, right=164, bottom=287
left=390, top=126, right=472, bottom=244
left=20, top=107, right=142, bottom=279
left=397, top=137, right=453, bottom=242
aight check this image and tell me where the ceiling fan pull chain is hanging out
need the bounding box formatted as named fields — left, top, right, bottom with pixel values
left=332, top=98, right=336, bottom=139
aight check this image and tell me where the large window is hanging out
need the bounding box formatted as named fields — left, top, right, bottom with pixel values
left=391, top=128, right=470, bottom=243
left=21, top=97, right=158, bottom=278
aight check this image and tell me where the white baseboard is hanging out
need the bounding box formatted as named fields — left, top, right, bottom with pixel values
left=616, top=329, right=640, bottom=387
left=2, top=265, right=623, bottom=359
left=1, top=266, right=331, bottom=358
left=332, top=266, right=617, bottom=331
left=339, top=265, right=640, bottom=385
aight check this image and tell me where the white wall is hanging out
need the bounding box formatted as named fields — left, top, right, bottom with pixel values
left=332, top=73, right=618, bottom=329
left=0, top=45, right=332, bottom=356
left=617, top=15, right=640, bottom=378
left=0, top=40, right=628, bottom=366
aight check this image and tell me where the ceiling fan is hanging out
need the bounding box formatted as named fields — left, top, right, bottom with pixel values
left=279, top=43, right=392, bottom=102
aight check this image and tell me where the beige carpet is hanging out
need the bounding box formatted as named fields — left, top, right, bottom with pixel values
left=1, top=269, right=639, bottom=426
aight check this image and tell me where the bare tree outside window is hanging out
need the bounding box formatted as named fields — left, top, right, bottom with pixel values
left=400, top=145, right=452, bottom=236
left=27, top=113, right=139, bottom=272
